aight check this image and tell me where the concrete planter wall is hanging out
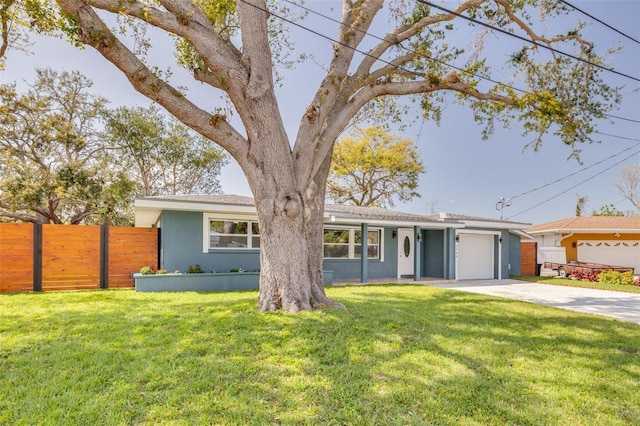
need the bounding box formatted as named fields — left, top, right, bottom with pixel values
left=134, top=271, right=333, bottom=293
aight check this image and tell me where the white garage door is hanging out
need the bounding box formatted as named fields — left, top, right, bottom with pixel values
left=578, top=241, right=640, bottom=274
left=457, top=233, right=495, bottom=280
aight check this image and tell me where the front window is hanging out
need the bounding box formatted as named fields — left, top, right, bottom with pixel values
left=323, top=228, right=381, bottom=259
left=355, top=230, right=380, bottom=259
left=209, top=220, right=260, bottom=249
left=323, top=229, right=350, bottom=258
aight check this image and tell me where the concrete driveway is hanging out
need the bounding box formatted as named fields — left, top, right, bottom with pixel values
left=429, top=279, right=640, bottom=325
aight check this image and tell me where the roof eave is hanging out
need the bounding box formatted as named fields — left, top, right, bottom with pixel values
left=529, top=228, right=640, bottom=234
left=326, top=216, right=464, bottom=229
left=460, top=219, right=531, bottom=230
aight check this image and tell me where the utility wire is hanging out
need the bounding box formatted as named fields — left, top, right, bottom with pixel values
left=273, top=0, right=640, bottom=218
left=594, top=131, right=640, bottom=142
left=603, top=114, right=640, bottom=124
left=267, top=1, right=640, bottom=218
left=507, top=148, right=640, bottom=219
left=283, top=0, right=640, bottom=125
left=559, top=0, right=640, bottom=45
left=509, top=141, right=640, bottom=200
left=420, top=0, right=640, bottom=83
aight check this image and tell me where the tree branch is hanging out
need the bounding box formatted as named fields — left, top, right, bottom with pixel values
left=56, top=0, right=250, bottom=164
left=0, top=208, right=39, bottom=223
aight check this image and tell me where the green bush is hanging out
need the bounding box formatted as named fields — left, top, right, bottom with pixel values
left=186, top=264, right=204, bottom=274
left=598, top=270, right=636, bottom=286
left=139, top=266, right=154, bottom=275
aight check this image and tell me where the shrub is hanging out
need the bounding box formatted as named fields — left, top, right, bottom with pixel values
left=229, top=268, right=245, bottom=273
left=571, top=270, right=598, bottom=282
left=156, top=269, right=167, bottom=275
left=598, top=270, right=636, bottom=286
left=139, top=266, right=154, bottom=275
left=186, top=264, right=204, bottom=274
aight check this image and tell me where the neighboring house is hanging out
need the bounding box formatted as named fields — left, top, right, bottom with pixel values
left=526, top=216, right=640, bottom=274
left=134, top=194, right=530, bottom=282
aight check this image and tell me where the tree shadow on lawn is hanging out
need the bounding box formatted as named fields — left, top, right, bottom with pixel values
left=316, top=287, right=640, bottom=424
left=1, top=287, right=639, bottom=424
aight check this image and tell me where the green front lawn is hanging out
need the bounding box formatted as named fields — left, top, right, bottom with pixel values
left=1, top=286, right=639, bottom=425
left=513, top=275, right=640, bottom=294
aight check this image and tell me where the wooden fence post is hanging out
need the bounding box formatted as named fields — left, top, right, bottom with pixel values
left=33, top=223, right=42, bottom=292
left=100, top=225, right=109, bottom=289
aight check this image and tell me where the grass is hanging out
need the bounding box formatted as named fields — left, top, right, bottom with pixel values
left=1, top=286, right=639, bottom=425
left=513, top=275, right=640, bottom=294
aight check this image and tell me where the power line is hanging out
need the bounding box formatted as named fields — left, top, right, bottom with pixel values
left=594, top=131, right=640, bottom=142
left=509, top=141, right=640, bottom=200
left=558, top=0, right=640, bottom=45
left=283, top=0, right=640, bottom=125
left=507, top=148, right=640, bottom=219
left=260, top=1, right=640, bottom=218
left=603, top=114, right=640, bottom=124
left=419, top=0, right=640, bottom=83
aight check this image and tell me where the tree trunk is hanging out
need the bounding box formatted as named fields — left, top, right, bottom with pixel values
left=254, top=153, right=344, bottom=312
left=256, top=191, right=312, bottom=312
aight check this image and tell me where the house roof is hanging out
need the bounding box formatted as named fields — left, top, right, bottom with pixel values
left=134, top=194, right=529, bottom=230
left=527, top=216, right=640, bottom=234
left=425, top=212, right=530, bottom=229
left=135, top=194, right=462, bottom=229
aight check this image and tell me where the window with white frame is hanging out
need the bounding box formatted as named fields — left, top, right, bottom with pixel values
left=209, top=220, right=260, bottom=249
left=323, top=227, right=381, bottom=259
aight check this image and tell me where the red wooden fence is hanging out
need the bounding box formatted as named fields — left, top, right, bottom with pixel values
left=0, top=223, right=158, bottom=292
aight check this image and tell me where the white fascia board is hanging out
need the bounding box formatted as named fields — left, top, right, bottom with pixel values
left=510, top=229, right=534, bottom=239
left=529, top=228, right=640, bottom=235
left=325, top=217, right=464, bottom=229
left=134, top=198, right=258, bottom=228
left=135, top=198, right=256, bottom=215
left=526, top=229, right=560, bottom=235
left=134, top=207, right=162, bottom=228
left=456, top=229, right=501, bottom=236
left=460, top=220, right=530, bottom=230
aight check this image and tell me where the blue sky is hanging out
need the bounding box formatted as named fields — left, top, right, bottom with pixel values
left=2, top=0, right=639, bottom=225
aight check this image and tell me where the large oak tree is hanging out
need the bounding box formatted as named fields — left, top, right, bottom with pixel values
left=15, top=0, right=621, bottom=311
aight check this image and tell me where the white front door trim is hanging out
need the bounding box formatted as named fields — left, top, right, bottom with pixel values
left=397, top=228, right=414, bottom=278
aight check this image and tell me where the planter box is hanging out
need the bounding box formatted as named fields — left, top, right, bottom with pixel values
left=134, top=270, right=333, bottom=293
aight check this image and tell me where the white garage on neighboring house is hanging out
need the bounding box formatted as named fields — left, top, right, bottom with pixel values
left=578, top=240, right=640, bottom=271
left=526, top=216, right=640, bottom=274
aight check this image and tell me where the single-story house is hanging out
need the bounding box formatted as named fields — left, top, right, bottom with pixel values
left=526, top=216, right=640, bottom=274
left=134, top=194, right=530, bottom=282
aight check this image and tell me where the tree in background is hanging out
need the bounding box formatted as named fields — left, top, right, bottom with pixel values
left=0, top=71, right=227, bottom=225
left=9, top=0, right=623, bottom=311
left=106, top=106, right=227, bottom=196
left=615, top=164, right=640, bottom=213
left=327, top=127, right=425, bottom=208
left=592, top=204, right=625, bottom=217
left=575, top=195, right=588, bottom=217
left=0, top=68, right=132, bottom=224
